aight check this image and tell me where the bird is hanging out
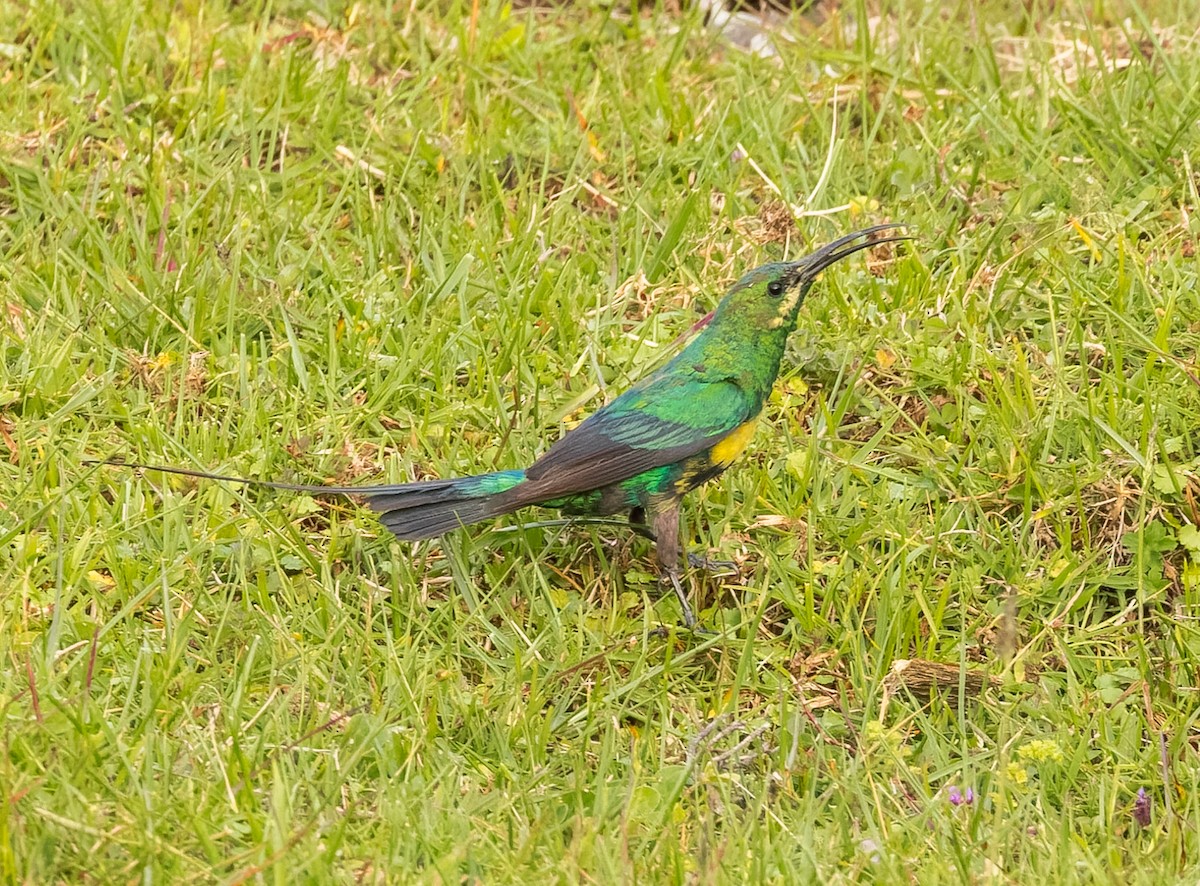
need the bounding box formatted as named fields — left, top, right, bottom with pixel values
left=97, top=224, right=907, bottom=627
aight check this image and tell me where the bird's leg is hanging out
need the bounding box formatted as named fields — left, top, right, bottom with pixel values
left=631, top=506, right=736, bottom=577
left=628, top=506, right=652, bottom=540
left=651, top=505, right=697, bottom=629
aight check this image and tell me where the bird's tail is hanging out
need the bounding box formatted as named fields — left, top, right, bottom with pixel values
left=358, top=470, right=528, bottom=540
left=88, top=459, right=529, bottom=542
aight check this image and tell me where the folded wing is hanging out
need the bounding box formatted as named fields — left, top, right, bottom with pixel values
left=520, top=375, right=753, bottom=498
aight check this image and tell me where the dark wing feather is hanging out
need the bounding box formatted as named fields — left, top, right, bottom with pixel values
left=521, top=375, right=752, bottom=497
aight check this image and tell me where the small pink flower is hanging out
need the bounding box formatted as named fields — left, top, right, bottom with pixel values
left=947, top=785, right=974, bottom=806
left=1133, top=788, right=1151, bottom=827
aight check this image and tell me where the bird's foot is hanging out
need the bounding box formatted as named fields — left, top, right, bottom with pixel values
left=687, top=552, right=739, bottom=576
left=657, top=572, right=719, bottom=634
left=661, top=570, right=699, bottom=631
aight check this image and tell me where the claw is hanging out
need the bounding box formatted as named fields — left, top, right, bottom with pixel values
left=687, top=552, right=739, bottom=575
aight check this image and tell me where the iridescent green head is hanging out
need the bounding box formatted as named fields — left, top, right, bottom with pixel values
left=717, top=224, right=908, bottom=329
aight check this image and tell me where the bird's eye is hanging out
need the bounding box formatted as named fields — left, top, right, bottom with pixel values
left=767, top=281, right=785, bottom=298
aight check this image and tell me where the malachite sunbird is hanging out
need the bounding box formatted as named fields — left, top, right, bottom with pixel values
left=99, top=224, right=907, bottom=626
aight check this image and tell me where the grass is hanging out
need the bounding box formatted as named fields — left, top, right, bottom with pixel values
left=2, top=0, right=1200, bottom=880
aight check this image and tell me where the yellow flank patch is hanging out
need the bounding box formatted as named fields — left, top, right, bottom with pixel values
left=711, top=419, right=758, bottom=466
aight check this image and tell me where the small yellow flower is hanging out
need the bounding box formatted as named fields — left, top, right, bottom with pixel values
left=1004, top=762, right=1029, bottom=786
left=862, top=721, right=887, bottom=743
left=1017, top=739, right=1064, bottom=765
left=861, top=721, right=912, bottom=759
left=848, top=195, right=881, bottom=218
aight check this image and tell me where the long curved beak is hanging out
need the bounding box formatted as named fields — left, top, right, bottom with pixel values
left=785, top=223, right=912, bottom=285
